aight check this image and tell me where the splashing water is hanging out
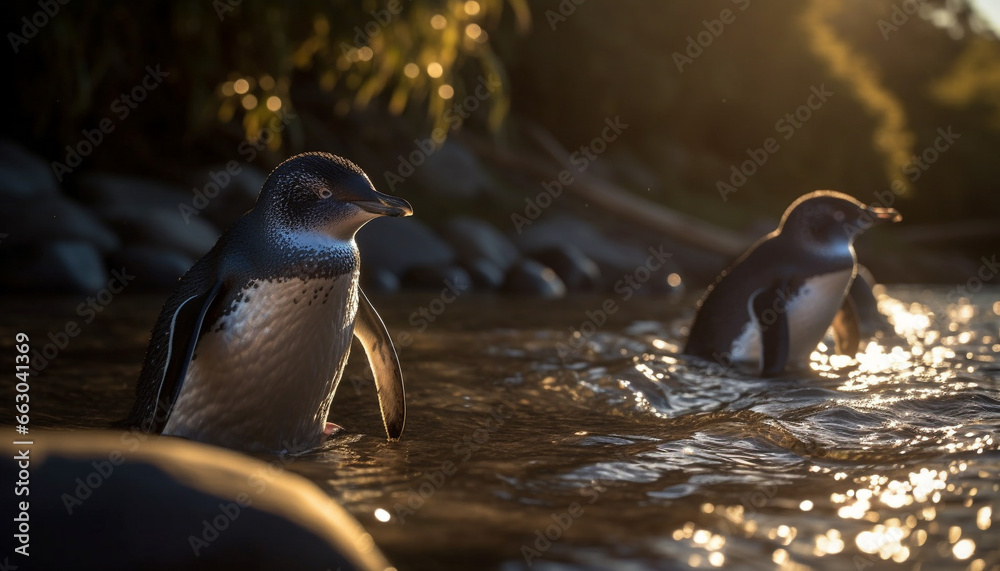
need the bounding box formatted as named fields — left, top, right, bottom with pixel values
left=2, top=285, right=997, bottom=569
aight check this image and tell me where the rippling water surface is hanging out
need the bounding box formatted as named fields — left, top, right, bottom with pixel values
left=3, top=285, right=999, bottom=570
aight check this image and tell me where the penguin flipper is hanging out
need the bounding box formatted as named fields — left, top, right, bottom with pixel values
left=752, top=280, right=790, bottom=378
left=353, top=288, right=405, bottom=441
left=152, top=280, right=224, bottom=433
left=832, top=293, right=861, bottom=356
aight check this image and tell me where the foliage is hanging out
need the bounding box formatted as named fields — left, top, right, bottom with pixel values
left=12, top=0, right=529, bottom=153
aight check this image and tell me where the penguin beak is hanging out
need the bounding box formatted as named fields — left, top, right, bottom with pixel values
left=866, top=206, right=902, bottom=224
left=353, top=191, right=414, bottom=218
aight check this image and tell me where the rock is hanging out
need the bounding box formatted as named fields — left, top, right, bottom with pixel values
left=0, top=195, right=120, bottom=252
left=184, top=163, right=266, bottom=231
left=513, top=215, right=676, bottom=292
left=356, top=217, right=454, bottom=277
left=78, top=173, right=190, bottom=212
left=361, top=266, right=401, bottom=294
left=402, top=264, right=473, bottom=292
left=503, top=259, right=566, bottom=298
left=0, top=139, right=60, bottom=199
left=2, top=431, right=394, bottom=570
left=96, top=205, right=220, bottom=259
left=463, top=258, right=506, bottom=290
left=107, top=246, right=194, bottom=291
left=0, top=241, right=107, bottom=293
left=442, top=216, right=520, bottom=272
left=414, top=140, right=494, bottom=199
left=526, top=245, right=601, bottom=291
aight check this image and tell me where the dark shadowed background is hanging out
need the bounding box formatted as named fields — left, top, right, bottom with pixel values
left=4, top=0, right=1000, bottom=294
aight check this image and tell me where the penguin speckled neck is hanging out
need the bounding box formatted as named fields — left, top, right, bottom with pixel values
left=125, top=152, right=412, bottom=453
left=684, top=190, right=900, bottom=377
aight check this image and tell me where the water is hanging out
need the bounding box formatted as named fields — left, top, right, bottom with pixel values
left=2, top=285, right=998, bottom=570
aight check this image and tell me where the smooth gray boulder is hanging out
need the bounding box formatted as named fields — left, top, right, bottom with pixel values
left=356, top=217, right=454, bottom=277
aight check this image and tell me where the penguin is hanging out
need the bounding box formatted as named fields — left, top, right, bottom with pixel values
left=683, top=190, right=901, bottom=377
left=125, top=152, right=412, bottom=453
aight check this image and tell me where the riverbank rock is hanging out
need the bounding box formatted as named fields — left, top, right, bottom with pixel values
left=464, top=258, right=506, bottom=290
left=513, top=215, right=677, bottom=293
left=503, top=259, right=566, bottom=298
left=414, top=140, right=495, bottom=199
left=78, top=173, right=190, bottom=212
left=402, top=264, right=473, bottom=292
left=0, top=140, right=60, bottom=199
left=96, top=205, right=220, bottom=260
left=0, top=241, right=107, bottom=293
left=356, top=217, right=455, bottom=277
left=184, top=163, right=267, bottom=230
left=107, top=245, right=194, bottom=290
left=526, top=245, right=601, bottom=291
left=442, top=216, right=521, bottom=272
left=0, top=195, right=120, bottom=253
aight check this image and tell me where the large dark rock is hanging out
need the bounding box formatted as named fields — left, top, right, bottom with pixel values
left=414, top=140, right=495, bottom=199
left=361, top=266, right=401, bottom=294
left=0, top=140, right=60, bottom=199
left=402, top=264, right=473, bottom=292
left=442, top=216, right=521, bottom=272
left=0, top=241, right=107, bottom=293
left=356, top=217, right=454, bottom=277
left=0, top=195, right=120, bottom=253
left=107, top=245, right=194, bottom=291
left=503, top=259, right=566, bottom=298
left=96, top=205, right=220, bottom=260
left=513, top=215, right=678, bottom=293
left=78, top=173, right=191, bottom=212
left=463, top=258, right=506, bottom=290
left=2, top=432, right=393, bottom=571
left=526, top=245, right=601, bottom=291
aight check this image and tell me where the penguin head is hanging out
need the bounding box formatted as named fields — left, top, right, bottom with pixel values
left=255, top=152, right=413, bottom=239
left=779, top=190, right=901, bottom=249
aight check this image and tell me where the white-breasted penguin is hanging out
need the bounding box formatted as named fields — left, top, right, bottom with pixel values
left=125, top=152, right=412, bottom=453
left=683, top=190, right=900, bottom=377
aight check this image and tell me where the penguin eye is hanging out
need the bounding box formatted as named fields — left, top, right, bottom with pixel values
left=833, top=210, right=845, bottom=223
left=318, top=189, right=333, bottom=199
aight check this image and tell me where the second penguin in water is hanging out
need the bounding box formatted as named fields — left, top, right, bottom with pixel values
left=684, top=190, right=900, bottom=376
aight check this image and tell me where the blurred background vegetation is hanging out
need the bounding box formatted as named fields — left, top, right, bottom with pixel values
left=7, top=0, right=1000, bottom=286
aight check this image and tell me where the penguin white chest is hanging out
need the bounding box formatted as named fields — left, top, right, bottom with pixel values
left=164, top=274, right=359, bottom=451
left=729, top=269, right=854, bottom=365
